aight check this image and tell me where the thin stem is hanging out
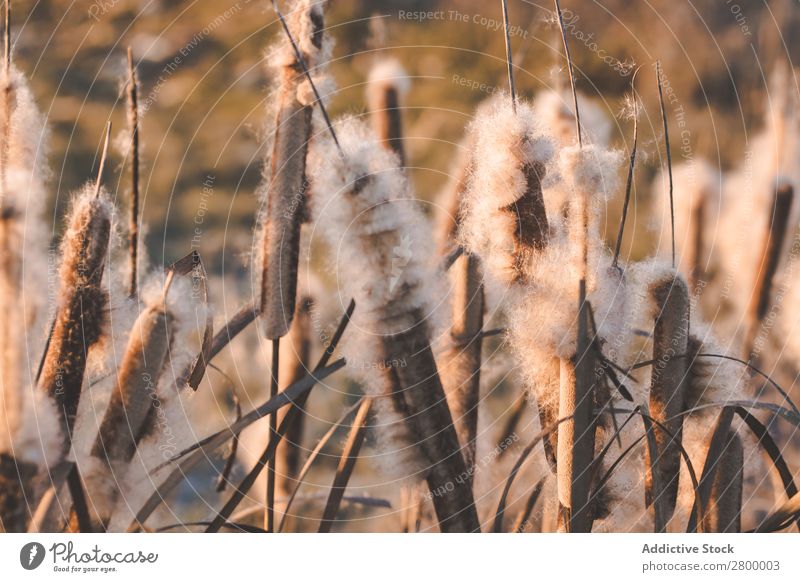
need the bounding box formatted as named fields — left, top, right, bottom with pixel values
left=612, top=69, right=641, bottom=270
left=269, top=0, right=342, bottom=155
left=126, top=47, right=140, bottom=298
left=94, top=121, right=111, bottom=197
left=553, top=0, right=581, bottom=147
left=266, top=337, right=280, bottom=532
left=656, top=61, right=675, bottom=268
left=500, top=0, right=517, bottom=114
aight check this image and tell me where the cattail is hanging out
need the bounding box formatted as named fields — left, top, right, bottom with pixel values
left=0, top=58, right=50, bottom=459
left=259, top=0, right=330, bottom=339
left=439, top=252, right=483, bottom=474
left=460, top=98, right=553, bottom=286
left=81, top=280, right=175, bottom=525
left=276, top=294, right=313, bottom=498
left=309, top=117, right=479, bottom=532
left=39, top=188, right=112, bottom=445
left=703, top=430, right=743, bottom=533
left=645, top=271, right=689, bottom=532
left=745, top=181, right=793, bottom=359
left=366, top=58, right=409, bottom=166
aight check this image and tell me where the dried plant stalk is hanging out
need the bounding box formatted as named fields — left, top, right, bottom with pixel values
left=126, top=47, right=140, bottom=298
left=745, top=182, right=794, bottom=358
left=92, top=299, right=174, bottom=465
left=318, top=397, right=372, bottom=532
left=0, top=452, right=37, bottom=532
left=704, top=431, right=743, bottom=533
left=382, top=322, right=480, bottom=532
left=646, top=274, right=689, bottom=532
left=556, top=308, right=598, bottom=533
left=440, top=253, right=483, bottom=474
left=260, top=2, right=325, bottom=339
left=276, top=295, right=313, bottom=498
left=39, top=192, right=111, bottom=443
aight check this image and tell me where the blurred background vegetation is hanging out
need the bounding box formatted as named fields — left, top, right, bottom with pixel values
left=13, top=0, right=799, bottom=275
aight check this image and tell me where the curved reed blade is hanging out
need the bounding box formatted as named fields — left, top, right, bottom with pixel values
left=318, top=397, right=372, bottom=532
left=512, top=476, right=546, bottom=533
left=278, top=398, right=364, bottom=532
left=686, top=407, right=735, bottom=533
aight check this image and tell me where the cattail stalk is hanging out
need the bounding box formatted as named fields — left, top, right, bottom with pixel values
left=126, top=47, right=140, bottom=298
left=646, top=274, right=689, bottom=531
left=260, top=0, right=325, bottom=339
left=381, top=324, right=479, bottom=531
left=440, top=253, right=484, bottom=475
left=276, top=296, right=313, bottom=499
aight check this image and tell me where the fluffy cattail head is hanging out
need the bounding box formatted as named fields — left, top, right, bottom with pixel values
left=367, top=58, right=410, bottom=165
left=460, top=97, right=555, bottom=286
left=309, top=116, right=441, bottom=336
left=39, top=187, right=112, bottom=437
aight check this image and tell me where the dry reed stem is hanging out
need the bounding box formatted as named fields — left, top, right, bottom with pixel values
left=382, top=321, right=480, bottom=532
left=318, top=397, right=372, bottom=532
left=440, top=253, right=483, bottom=474
left=260, top=7, right=324, bottom=339
left=556, top=302, right=599, bottom=533
left=92, top=301, right=173, bottom=465
left=704, top=431, right=743, bottom=533
left=745, top=182, right=793, bottom=359
left=266, top=338, right=279, bottom=532
left=436, top=144, right=474, bottom=254
left=276, top=296, right=313, bottom=498
left=0, top=452, right=36, bottom=532
left=39, top=194, right=111, bottom=443
left=646, top=274, right=689, bottom=532
left=126, top=47, right=140, bottom=298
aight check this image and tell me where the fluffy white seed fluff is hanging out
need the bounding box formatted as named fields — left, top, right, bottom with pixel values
left=366, top=58, right=410, bottom=104
left=459, top=97, right=555, bottom=287
left=307, top=116, right=445, bottom=479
